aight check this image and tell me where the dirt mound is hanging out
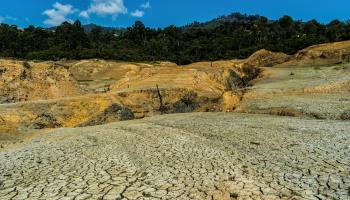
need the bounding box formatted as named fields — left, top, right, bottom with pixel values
left=244, top=49, right=290, bottom=67
left=0, top=60, right=82, bottom=103
left=281, top=40, right=350, bottom=66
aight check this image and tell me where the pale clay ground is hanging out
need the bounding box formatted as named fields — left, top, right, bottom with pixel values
left=0, top=113, right=349, bottom=200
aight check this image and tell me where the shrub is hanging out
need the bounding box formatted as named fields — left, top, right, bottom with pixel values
left=173, top=92, right=198, bottom=113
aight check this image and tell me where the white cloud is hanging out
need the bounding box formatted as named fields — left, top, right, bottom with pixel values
left=131, top=9, right=144, bottom=18
left=140, top=2, right=151, bottom=9
left=0, top=16, right=18, bottom=23
left=43, top=2, right=77, bottom=26
left=79, top=11, right=90, bottom=18
left=80, top=0, right=128, bottom=20
left=5, top=16, right=17, bottom=21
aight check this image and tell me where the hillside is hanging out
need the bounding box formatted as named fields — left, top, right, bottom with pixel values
left=0, top=41, right=349, bottom=137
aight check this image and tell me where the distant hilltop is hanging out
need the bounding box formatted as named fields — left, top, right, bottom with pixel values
left=48, top=23, right=126, bottom=33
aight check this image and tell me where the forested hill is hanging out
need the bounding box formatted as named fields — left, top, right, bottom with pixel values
left=186, top=12, right=263, bottom=29
left=49, top=23, right=125, bottom=33
left=0, top=13, right=350, bottom=64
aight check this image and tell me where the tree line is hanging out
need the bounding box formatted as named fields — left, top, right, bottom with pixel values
left=1, top=14, right=350, bottom=64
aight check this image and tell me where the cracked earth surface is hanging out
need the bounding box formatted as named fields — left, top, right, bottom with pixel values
left=0, top=113, right=349, bottom=200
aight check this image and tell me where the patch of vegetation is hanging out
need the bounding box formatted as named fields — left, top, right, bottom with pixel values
left=31, top=112, right=61, bottom=129
left=269, top=108, right=301, bottom=117
left=226, top=70, right=245, bottom=90
left=78, top=104, right=135, bottom=127
left=173, top=92, right=198, bottom=113
left=333, top=65, right=350, bottom=71
left=240, top=65, right=261, bottom=83
left=310, top=112, right=325, bottom=120
left=0, top=67, right=6, bottom=76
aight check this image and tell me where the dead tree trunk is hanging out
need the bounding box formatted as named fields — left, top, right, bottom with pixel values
left=0, top=115, right=5, bottom=123
left=156, top=84, right=166, bottom=114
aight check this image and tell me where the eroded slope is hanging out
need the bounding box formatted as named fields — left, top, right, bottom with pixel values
left=1, top=40, right=350, bottom=139
left=237, top=63, right=350, bottom=119
left=0, top=60, right=83, bottom=103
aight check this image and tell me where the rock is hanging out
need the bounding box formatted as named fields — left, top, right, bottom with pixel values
left=340, top=110, right=350, bottom=120
left=117, top=107, right=135, bottom=121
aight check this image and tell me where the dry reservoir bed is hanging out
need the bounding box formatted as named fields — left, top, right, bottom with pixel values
left=0, top=113, right=349, bottom=200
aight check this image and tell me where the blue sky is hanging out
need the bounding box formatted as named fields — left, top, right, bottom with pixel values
left=0, top=0, right=349, bottom=28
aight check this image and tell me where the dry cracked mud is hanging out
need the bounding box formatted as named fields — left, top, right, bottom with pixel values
left=0, top=113, right=349, bottom=200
